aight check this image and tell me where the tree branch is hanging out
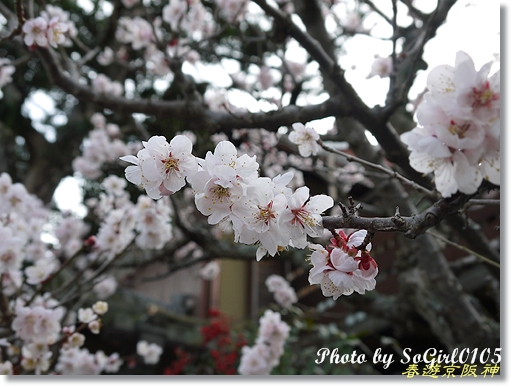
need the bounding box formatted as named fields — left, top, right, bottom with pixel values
left=35, top=46, right=347, bottom=133
left=322, top=188, right=484, bottom=239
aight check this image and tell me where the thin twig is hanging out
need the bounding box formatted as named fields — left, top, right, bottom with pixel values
left=425, top=230, right=500, bottom=269
left=360, top=0, right=393, bottom=25
left=318, top=139, right=439, bottom=199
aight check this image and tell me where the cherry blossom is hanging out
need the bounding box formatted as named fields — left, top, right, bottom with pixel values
left=162, top=0, right=188, bottom=31
left=231, top=178, right=289, bottom=260
left=66, top=333, right=86, bottom=348
left=22, top=17, right=49, bottom=47
left=139, top=135, right=199, bottom=195
left=308, top=229, right=378, bottom=299
left=427, top=51, right=500, bottom=125
left=88, top=320, right=101, bottom=334
left=237, top=344, right=273, bottom=375
left=189, top=140, right=257, bottom=224
left=116, top=17, right=160, bottom=50
left=400, top=51, right=500, bottom=197
left=238, top=309, right=289, bottom=375
left=11, top=304, right=63, bottom=345
left=367, top=56, right=393, bottom=79
left=24, top=257, right=57, bottom=285
left=0, top=0, right=502, bottom=375
left=265, top=274, right=298, bottom=309
left=40, top=4, right=77, bottom=45
left=21, top=344, right=52, bottom=375
left=92, top=74, right=124, bottom=97
left=215, top=0, right=249, bottom=23
left=137, top=340, right=163, bottom=364
left=78, top=308, right=98, bottom=324
left=55, top=347, right=104, bottom=375
left=93, top=275, right=118, bottom=299
left=92, top=301, right=109, bottom=315
left=97, top=47, right=115, bottom=66
left=288, top=122, right=321, bottom=157
left=0, top=361, right=13, bottom=375
left=47, top=17, right=69, bottom=48
left=0, top=226, right=25, bottom=274
left=280, top=186, right=334, bottom=248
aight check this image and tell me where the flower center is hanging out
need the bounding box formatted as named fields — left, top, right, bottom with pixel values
left=161, top=152, right=180, bottom=174
left=291, top=207, right=316, bottom=228
left=1, top=251, right=14, bottom=263
left=255, top=201, right=276, bottom=225
left=472, top=81, right=499, bottom=109
left=448, top=120, right=470, bottom=138
left=211, top=185, right=230, bottom=202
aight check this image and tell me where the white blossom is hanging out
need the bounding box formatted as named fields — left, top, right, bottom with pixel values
left=92, top=301, right=109, bottom=315
left=22, top=17, right=49, bottom=47
left=137, top=340, right=163, bottom=364
left=289, top=122, right=321, bottom=157
left=78, top=308, right=98, bottom=324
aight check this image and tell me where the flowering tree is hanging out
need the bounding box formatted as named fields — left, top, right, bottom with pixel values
left=0, top=0, right=500, bottom=376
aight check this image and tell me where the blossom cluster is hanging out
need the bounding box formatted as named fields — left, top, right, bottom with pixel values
left=10, top=294, right=120, bottom=375
left=0, top=168, right=149, bottom=374
left=55, top=346, right=122, bottom=375
left=121, top=135, right=334, bottom=261
left=92, top=74, right=124, bottom=97
left=116, top=16, right=161, bottom=51
left=22, top=5, right=77, bottom=48
left=72, top=113, right=135, bottom=180
left=0, top=172, right=56, bottom=290
left=162, top=0, right=210, bottom=35
left=238, top=309, right=290, bottom=375
left=83, top=174, right=174, bottom=259
left=308, top=229, right=378, bottom=299
left=265, top=274, right=298, bottom=309
left=400, top=51, right=500, bottom=197
left=111, top=1, right=210, bottom=77
left=215, top=0, right=250, bottom=23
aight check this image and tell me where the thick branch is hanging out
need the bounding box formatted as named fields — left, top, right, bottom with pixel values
left=35, top=46, right=346, bottom=133
left=322, top=189, right=481, bottom=239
